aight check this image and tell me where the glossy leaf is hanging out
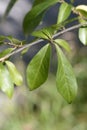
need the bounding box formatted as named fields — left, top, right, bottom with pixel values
left=54, top=39, right=71, bottom=52
left=5, top=61, right=23, bottom=86
left=26, top=44, right=51, bottom=90
left=57, top=2, right=72, bottom=24
left=79, top=27, right=87, bottom=45
left=76, top=5, right=87, bottom=17
left=55, top=45, right=78, bottom=103
left=23, top=0, right=59, bottom=34
left=0, top=63, right=14, bottom=98
left=4, top=0, right=18, bottom=18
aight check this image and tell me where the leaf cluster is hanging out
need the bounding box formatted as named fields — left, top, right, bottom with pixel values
left=0, top=0, right=87, bottom=103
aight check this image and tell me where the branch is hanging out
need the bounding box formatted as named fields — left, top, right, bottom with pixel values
left=0, top=22, right=87, bottom=62
left=53, top=22, right=87, bottom=38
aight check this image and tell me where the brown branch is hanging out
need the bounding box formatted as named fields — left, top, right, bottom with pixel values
left=0, top=22, right=87, bottom=62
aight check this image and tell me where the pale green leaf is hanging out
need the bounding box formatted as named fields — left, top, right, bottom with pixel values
left=23, top=0, right=60, bottom=34
left=57, top=2, right=72, bottom=24
left=5, top=61, right=23, bottom=86
left=0, top=63, right=14, bottom=98
left=26, top=44, right=51, bottom=90
left=76, top=5, right=87, bottom=18
left=78, top=27, right=87, bottom=45
left=54, top=39, right=71, bottom=52
left=55, top=45, right=78, bottom=103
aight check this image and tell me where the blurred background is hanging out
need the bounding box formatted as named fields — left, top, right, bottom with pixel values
left=0, top=0, right=87, bottom=130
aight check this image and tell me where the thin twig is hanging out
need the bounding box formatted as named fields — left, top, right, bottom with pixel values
left=0, top=39, right=43, bottom=62
left=53, top=22, right=87, bottom=38
left=0, top=22, right=87, bottom=62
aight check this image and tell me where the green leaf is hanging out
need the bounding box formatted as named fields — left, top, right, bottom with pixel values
left=76, top=5, right=87, bottom=18
left=0, top=35, right=25, bottom=45
left=57, top=2, right=72, bottom=24
left=0, top=48, right=15, bottom=58
left=55, top=45, right=78, bottom=103
left=23, top=0, right=60, bottom=34
left=32, top=19, right=72, bottom=38
left=4, top=0, right=18, bottom=18
left=5, top=36, right=25, bottom=45
left=5, top=61, right=23, bottom=86
left=33, top=0, right=46, bottom=7
left=0, top=63, right=14, bottom=98
left=78, top=27, right=87, bottom=45
left=54, top=39, right=71, bottom=52
left=26, top=44, right=51, bottom=90
left=32, top=28, right=52, bottom=40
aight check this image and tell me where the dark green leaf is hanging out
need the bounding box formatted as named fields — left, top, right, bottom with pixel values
left=57, top=2, right=72, bottom=24
left=55, top=45, right=78, bottom=103
left=0, top=63, right=14, bottom=98
left=26, top=44, right=51, bottom=90
left=33, top=0, right=46, bottom=7
left=54, top=39, right=71, bottom=52
left=5, top=61, right=23, bottom=86
left=23, top=0, right=60, bottom=34
left=4, top=0, right=18, bottom=18
left=78, top=27, right=87, bottom=45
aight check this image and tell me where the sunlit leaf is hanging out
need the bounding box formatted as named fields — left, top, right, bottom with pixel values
left=23, top=0, right=60, bottom=34
left=54, top=39, right=71, bottom=52
left=26, top=44, right=51, bottom=90
left=78, top=27, right=87, bottom=45
left=76, top=5, right=87, bottom=17
left=55, top=45, right=78, bottom=103
left=5, top=61, right=23, bottom=86
left=57, top=2, right=72, bottom=24
left=0, top=63, right=14, bottom=98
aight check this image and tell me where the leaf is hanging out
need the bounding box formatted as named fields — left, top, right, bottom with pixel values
left=23, top=0, right=60, bottom=34
left=32, top=28, right=52, bottom=40
left=5, top=61, right=23, bottom=86
left=57, top=2, right=72, bottom=24
left=0, top=35, right=25, bottom=45
left=0, top=63, right=14, bottom=98
left=78, top=27, right=87, bottom=45
left=5, top=36, right=25, bottom=45
left=55, top=45, right=78, bottom=103
left=76, top=5, right=87, bottom=18
left=54, top=39, right=71, bottom=52
left=0, top=48, right=15, bottom=58
left=33, top=0, right=46, bottom=7
left=26, top=44, right=51, bottom=90
left=4, top=0, right=18, bottom=18
left=32, top=19, right=71, bottom=38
